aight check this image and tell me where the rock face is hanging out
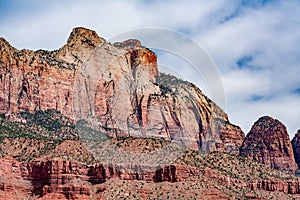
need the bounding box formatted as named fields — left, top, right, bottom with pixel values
left=291, top=130, right=300, bottom=169
left=0, top=157, right=32, bottom=200
left=247, top=179, right=300, bottom=194
left=204, top=167, right=300, bottom=195
left=0, top=27, right=244, bottom=154
left=1, top=157, right=300, bottom=199
left=240, top=116, right=297, bottom=173
left=0, top=157, right=200, bottom=199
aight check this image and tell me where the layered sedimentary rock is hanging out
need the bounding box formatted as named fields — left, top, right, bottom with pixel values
left=1, top=157, right=300, bottom=199
left=0, top=157, right=200, bottom=199
left=204, top=167, right=300, bottom=194
left=240, top=116, right=297, bottom=173
left=0, top=27, right=244, bottom=153
left=247, top=179, right=300, bottom=194
left=0, top=157, right=32, bottom=200
left=292, top=130, right=300, bottom=169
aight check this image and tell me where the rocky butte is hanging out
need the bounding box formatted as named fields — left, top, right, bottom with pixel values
left=0, top=27, right=244, bottom=154
left=292, top=130, right=300, bottom=170
left=240, top=116, right=297, bottom=174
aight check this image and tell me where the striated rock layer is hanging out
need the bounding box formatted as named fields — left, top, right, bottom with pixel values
left=0, top=27, right=244, bottom=153
left=240, top=116, right=297, bottom=173
left=1, top=157, right=300, bottom=199
left=0, top=157, right=200, bottom=199
left=292, top=129, right=300, bottom=169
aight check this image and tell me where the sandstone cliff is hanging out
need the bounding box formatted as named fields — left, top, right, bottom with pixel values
left=291, top=130, right=300, bottom=169
left=240, top=116, right=297, bottom=173
left=1, top=153, right=300, bottom=199
left=0, top=27, right=244, bottom=154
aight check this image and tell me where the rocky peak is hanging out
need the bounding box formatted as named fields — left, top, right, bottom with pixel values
left=66, top=27, right=106, bottom=48
left=240, top=116, right=297, bottom=173
left=113, top=38, right=158, bottom=81
left=0, top=37, right=16, bottom=52
left=114, top=39, right=142, bottom=47
left=57, top=27, right=106, bottom=64
left=291, top=130, right=300, bottom=169
left=249, top=116, right=282, bottom=133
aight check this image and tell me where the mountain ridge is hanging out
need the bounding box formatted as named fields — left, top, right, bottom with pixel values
left=0, top=27, right=244, bottom=154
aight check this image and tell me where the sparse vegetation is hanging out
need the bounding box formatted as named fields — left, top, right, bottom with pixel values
left=0, top=109, right=110, bottom=162
left=76, top=119, right=111, bottom=142
left=176, top=150, right=295, bottom=181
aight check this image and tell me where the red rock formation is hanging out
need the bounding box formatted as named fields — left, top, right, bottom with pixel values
left=0, top=158, right=200, bottom=199
left=291, top=130, right=300, bottom=169
left=204, top=167, right=300, bottom=195
left=0, top=158, right=32, bottom=200
left=0, top=27, right=244, bottom=153
left=240, top=116, right=297, bottom=173
left=219, top=122, right=245, bottom=155
left=247, top=179, right=300, bottom=194
left=26, top=159, right=200, bottom=183
left=1, top=157, right=300, bottom=199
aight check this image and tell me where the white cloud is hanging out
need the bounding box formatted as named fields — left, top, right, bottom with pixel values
left=0, top=0, right=240, bottom=49
left=198, top=0, right=300, bottom=136
left=227, top=94, right=300, bottom=137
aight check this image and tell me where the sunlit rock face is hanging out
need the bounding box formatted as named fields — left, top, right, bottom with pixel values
left=240, top=116, right=297, bottom=174
left=0, top=27, right=244, bottom=153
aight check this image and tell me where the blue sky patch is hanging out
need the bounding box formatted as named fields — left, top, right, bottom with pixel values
left=294, top=88, right=300, bottom=95
left=219, top=11, right=240, bottom=24
left=241, top=0, right=276, bottom=8
left=236, top=55, right=253, bottom=69
left=248, top=95, right=264, bottom=102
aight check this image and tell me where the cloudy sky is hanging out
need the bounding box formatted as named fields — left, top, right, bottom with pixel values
left=0, top=0, right=299, bottom=137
